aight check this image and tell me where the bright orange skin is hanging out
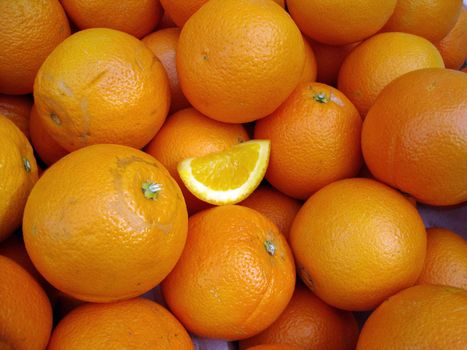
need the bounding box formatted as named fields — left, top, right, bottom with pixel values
left=0, top=0, right=70, bottom=95
left=0, top=116, right=38, bottom=242
left=177, top=0, right=305, bottom=123
left=29, top=105, right=68, bottom=166
left=23, top=144, right=188, bottom=302
left=362, top=68, right=467, bottom=206
left=142, top=28, right=190, bottom=113
left=290, top=178, right=427, bottom=311
left=417, top=228, right=467, bottom=290
left=357, top=285, right=467, bottom=349
left=436, top=8, right=467, bottom=69
left=0, top=94, right=33, bottom=138
left=48, top=298, right=193, bottom=350
left=0, top=256, right=52, bottom=350
left=255, top=82, right=362, bottom=200
left=239, top=284, right=359, bottom=350
left=338, top=32, right=444, bottom=116
left=382, top=0, right=462, bottom=43
left=287, top=0, right=397, bottom=45
left=162, top=205, right=296, bottom=340
left=60, top=0, right=162, bottom=39
left=239, top=185, right=301, bottom=240
left=308, top=40, right=358, bottom=86
left=160, top=0, right=285, bottom=27
left=145, top=107, right=249, bottom=214
left=299, top=37, right=318, bottom=83
left=34, top=28, right=170, bottom=152
left=246, top=345, right=304, bottom=350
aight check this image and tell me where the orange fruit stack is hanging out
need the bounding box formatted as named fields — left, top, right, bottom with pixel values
left=0, top=0, right=466, bottom=349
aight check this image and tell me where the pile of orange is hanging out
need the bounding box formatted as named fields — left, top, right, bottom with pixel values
left=0, top=0, right=466, bottom=349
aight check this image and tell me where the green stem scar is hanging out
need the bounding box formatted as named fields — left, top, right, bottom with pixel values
left=313, top=92, right=329, bottom=103
left=50, top=112, right=61, bottom=125
left=264, top=240, right=276, bottom=256
left=142, top=181, right=162, bottom=200
left=22, top=157, right=31, bottom=173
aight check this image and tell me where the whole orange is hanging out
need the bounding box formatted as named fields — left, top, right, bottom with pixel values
left=145, top=107, right=249, bottom=214
left=254, top=82, right=362, bottom=200
left=142, top=28, right=191, bottom=113
left=417, top=227, right=467, bottom=290
left=162, top=205, right=296, bottom=340
left=436, top=8, right=467, bottom=69
left=338, top=32, right=444, bottom=116
left=362, top=68, right=467, bottom=206
left=290, top=178, right=427, bottom=311
left=0, top=116, right=38, bottom=242
left=0, top=0, right=70, bottom=94
left=0, top=94, right=33, bottom=138
left=34, top=28, right=170, bottom=151
left=177, top=0, right=305, bottom=123
left=382, top=0, right=462, bottom=42
left=356, top=285, right=467, bottom=349
left=23, top=144, right=188, bottom=302
left=48, top=298, right=193, bottom=349
left=239, top=284, right=359, bottom=350
left=60, top=0, right=162, bottom=38
left=286, top=0, right=397, bottom=45
left=239, top=185, right=301, bottom=240
left=29, top=105, right=68, bottom=166
left=0, top=255, right=52, bottom=350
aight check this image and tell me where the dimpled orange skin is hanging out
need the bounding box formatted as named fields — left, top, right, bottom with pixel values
left=29, top=105, right=68, bottom=166
left=254, top=82, right=362, bottom=200
left=0, top=116, right=38, bottom=242
left=356, top=285, right=467, bottom=349
left=60, top=0, right=162, bottom=39
left=239, top=284, right=359, bottom=350
left=162, top=205, right=296, bottom=340
left=382, top=0, right=462, bottom=43
left=436, top=8, right=467, bottom=70
left=145, top=107, right=249, bottom=214
left=286, top=0, right=397, bottom=45
left=362, top=68, right=467, bottom=206
left=338, top=32, right=444, bottom=116
left=177, top=0, right=305, bottom=123
left=23, top=144, right=188, bottom=303
left=0, top=256, right=52, bottom=350
left=33, top=28, right=170, bottom=152
left=417, top=228, right=467, bottom=290
left=48, top=298, right=193, bottom=350
left=290, top=178, right=427, bottom=311
left=0, top=94, right=33, bottom=138
left=0, top=0, right=70, bottom=95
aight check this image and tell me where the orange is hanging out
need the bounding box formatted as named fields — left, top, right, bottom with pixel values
left=0, top=94, right=33, bottom=138
left=299, top=37, right=318, bottom=83
left=48, top=298, right=193, bottom=349
left=23, top=144, right=188, bottom=302
left=145, top=107, right=249, bottom=214
left=177, top=0, right=305, bottom=123
left=417, top=227, right=467, bottom=290
left=254, top=82, right=362, bottom=200
left=157, top=11, right=177, bottom=30
left=29, top=105, right=68, bottom=166
left=362, top=68, right=467, bottom=206
left=287, top=0, right=397, bottom=45
left=160, top=0, right=285, bottom=27
left=142, top=28, right=191, bottom=113
left=356, top=285, right=467, bottom=349
left=308, top=39, right=358, bottom=86
left=338, top=32, right=444, bottom=116
left=382, top=0, right=463, bottom=43
left=0, top=255, right=52, bottom=350
left=162, top=205, right=296, bottom=340
left=0, top=116, right=38, bottom=242
left=246, top=345, right=304, bottom=350
left=290, top=178, right=427, bottom=311
left=239, top=284, right=359, bottom=350
left=239, top=185, right=301, bottom=240
left=0, top=0, right=70, bottom=94
left=436, top=8, right=467, bottom=69
left=34, top=28, right=170, bottom=152
left=60, top=0, right=162, bottom=39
